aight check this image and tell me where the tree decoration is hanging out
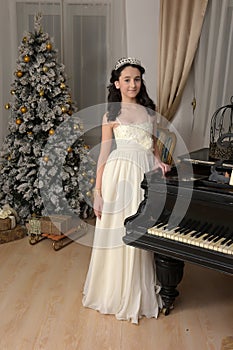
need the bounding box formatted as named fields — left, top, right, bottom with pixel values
left=43, top=156, right=49, bottom=162
left=74, top=124, right=80, bottom=130
left=23, top=55, right=30, bottom=62
left=49, top=129, right=55, bottom=136
left=16, top=118, right=22, bottom=125
left=0, top=13, right=95, bottom=222
left=20, top=106, right=28, bottom=113
left=46, top=42, right=52, bottom=50
left=16, top=70, right=23, bottom=78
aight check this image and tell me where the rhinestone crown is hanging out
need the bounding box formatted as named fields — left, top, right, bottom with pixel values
left=114, top=57, right=141, bottom=71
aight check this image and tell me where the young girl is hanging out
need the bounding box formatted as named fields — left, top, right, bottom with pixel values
left=82, top=57, right=170, bottom=324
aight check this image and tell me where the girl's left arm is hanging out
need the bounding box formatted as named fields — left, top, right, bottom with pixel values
left=152, top=117, right=171, bottom=176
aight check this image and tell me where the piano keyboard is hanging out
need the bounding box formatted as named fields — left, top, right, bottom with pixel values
left=147, top=218, right=233, bottom=255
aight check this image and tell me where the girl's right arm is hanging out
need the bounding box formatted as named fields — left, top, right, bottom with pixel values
left=93, top=114, right=113, bottom=219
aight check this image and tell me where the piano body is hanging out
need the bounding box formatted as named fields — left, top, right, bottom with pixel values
left=123, top=148, right=233, bottom=315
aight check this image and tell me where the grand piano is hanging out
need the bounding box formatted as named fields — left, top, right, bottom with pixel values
left=123, top=148, right=233, bottom=315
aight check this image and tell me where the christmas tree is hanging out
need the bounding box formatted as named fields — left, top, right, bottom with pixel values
left=0, top=13, right=95, bottom=222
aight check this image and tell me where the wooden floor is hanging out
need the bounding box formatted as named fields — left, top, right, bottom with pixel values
left=0, top=224, right=232, bottom=350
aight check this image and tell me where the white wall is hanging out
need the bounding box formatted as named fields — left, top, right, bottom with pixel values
left=0, top=1, right=14, bottom=148
left=125, top=0, right=195, bottom=156
left=125, top=0, right=160, bottom=103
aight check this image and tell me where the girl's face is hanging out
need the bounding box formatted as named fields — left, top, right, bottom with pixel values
left=114, top=66, right=142, bottom=102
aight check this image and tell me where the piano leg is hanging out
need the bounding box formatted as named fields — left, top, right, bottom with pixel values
left=155, top=254, right=184, bottom=315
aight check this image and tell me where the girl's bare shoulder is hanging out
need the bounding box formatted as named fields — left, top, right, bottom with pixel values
left=102, top=113, right=116, bottom=128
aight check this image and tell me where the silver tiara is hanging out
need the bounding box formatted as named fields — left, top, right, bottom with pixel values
left=114, top=57, right=141, bottom=70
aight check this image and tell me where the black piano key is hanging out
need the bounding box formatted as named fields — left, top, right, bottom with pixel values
left=222, top=233, right=233, bottom=246
left=182, top=220, right=200, bottom=235
left=226, top=236, right=233, bottom=246
left=220, top=231, right=233, bottom=245
left=202, top=225, right=221, bottom=241
left=190, top=221, right=204, bottom=232
left=165, top=220, right=178, bottom=230
left=212, top=227, right=229, bottom=243
left=193, top=223, right=213, bottom=238
left=156, top=216, right=170, bottom=228
left=181, top=218, right=196, bottom=230
left=152, top=215, right=171, bottom=231
left=206, top=225, right=225, bottom=242
left=190, top=222, right=210, bottom=237
left=156, top=222, right=167, bottom=229
left=174, top=218, right=192, bottom=233
left=169, top=219, right=189, bottom=232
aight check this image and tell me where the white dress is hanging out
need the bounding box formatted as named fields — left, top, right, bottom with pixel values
left=82, top=106, right=162, bottom=324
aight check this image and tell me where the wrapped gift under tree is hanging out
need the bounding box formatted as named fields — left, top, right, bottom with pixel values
left=28, top=214, right=80, bottom=236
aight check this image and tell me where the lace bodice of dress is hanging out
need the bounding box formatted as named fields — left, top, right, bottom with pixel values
left=112, top=104, right=154, bottom=150
left=113, top=122, right=153, bottom=150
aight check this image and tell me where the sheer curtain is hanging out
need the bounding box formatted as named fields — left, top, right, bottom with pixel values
left=190, top=0, right=233, bottom=150
left=0, top=0, right=127, bottom=148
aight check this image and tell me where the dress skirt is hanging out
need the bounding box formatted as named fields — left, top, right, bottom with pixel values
left=82, top=142, right=162, bottom=324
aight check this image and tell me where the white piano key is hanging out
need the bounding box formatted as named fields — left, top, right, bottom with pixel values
left=147, top=223, right=233, bottom=255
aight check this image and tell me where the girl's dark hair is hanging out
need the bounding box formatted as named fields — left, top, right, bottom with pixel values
left=107, top=63, right=156, bottom=121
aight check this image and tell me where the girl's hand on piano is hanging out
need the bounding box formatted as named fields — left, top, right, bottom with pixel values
left=153, top=159, right=171, bottom=176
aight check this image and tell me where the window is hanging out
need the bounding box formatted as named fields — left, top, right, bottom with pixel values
left=13, top=0, right=126, bottom=110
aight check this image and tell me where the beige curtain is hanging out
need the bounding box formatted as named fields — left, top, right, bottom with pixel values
left=157, top=0, right=208, bottom=122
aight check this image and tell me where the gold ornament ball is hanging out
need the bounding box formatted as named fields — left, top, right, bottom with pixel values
left=82, top=172, right=87, bottom=177
left=22, top=37, right=27, bottom=43
left=67, top=146, right=73, bottom=153
left=20, top=106, right=28, bottom=114
left=90, top=178, right=95, bottom=184
left=60, top=83, right=66, bottom=89
left=27, top=131, right=33, bottom=136
left=74, top=124, right=79, bottom=130
left=42, top=66, right=49, bottom=73
left=10, top=89, right=16, bottom=95
left=86, top=191, right=92, bottom=198
left=46, top=42, right=52, bottom=50
left=49, top=129, right=55, bottom=136
left=43, top=156, right=49, bottom=162
left=39, top=90, right=44, bottom=96
left=5, top=103, right=11, bottom=110
left=84, top=144, right=89, bottom=150
left=16, top=118, right=22, bottom=125
left=7, top=155, right=12, bottom=161
left=23, top=55, right=30, bottom=63
left=16, top=70, right=23, bottom=78
left=61, top=106, right=67, bottom=113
